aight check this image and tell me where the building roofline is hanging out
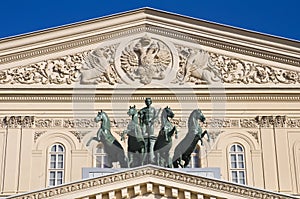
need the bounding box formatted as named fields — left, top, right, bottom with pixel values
left=0, top=7, right=299, bottom=47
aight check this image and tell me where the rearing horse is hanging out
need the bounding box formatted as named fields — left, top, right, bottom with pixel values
left=86, top=110, right=127, bottom=168
left=121, top=105, right=146, bottom=168
left=172, top=109, right=209, bottom=168
left=154, top=106, right=178, bottom=167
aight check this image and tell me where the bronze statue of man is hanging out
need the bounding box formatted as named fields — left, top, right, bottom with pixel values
left=138, top=98, right=159, bottom=164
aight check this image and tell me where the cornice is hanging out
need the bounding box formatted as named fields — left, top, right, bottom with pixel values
left=0, top=94, right=299, bottom=103
left=0, top=24, right=299, bottom=69
left=6, top=165, right=297, bottom=199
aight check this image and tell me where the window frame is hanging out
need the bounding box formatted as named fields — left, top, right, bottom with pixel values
left=229, top=143, right=247, bottom=185
left=48, top=143, right=65, bottom=186
left=94, top=143, right=108, bottom=168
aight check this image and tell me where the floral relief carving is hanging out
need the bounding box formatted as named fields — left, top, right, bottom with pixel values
left=246, top=131, right=259, bottom=142
left=209, top=52, right=300, bottom=84
left=0, top=52, right=87, bottom=85
left=34, top=131, right=46, bottom=142
left=256, top=116, right=287, bottom=128
left=3, top=116, right=35, bottom=128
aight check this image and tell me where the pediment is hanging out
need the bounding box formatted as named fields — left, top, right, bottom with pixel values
left=6, top=165, right=297, bottom=199
left=0, top=8, right=299, bottom=90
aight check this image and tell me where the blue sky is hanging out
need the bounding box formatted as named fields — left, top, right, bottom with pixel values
left=1, top=0, right=300, bottom=41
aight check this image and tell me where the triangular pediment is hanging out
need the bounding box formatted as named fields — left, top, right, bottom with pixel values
left=0, top=8, right=299, bottom=89
left=6, top=165, right=298, bottom=199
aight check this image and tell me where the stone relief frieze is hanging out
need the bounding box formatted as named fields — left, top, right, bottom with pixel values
left=0, top=115, right=295, bottom=144
left=210, top=53, right=300, bottom=84
left=120, top=35, right=172, bottom=84
left=80, top=45, right=122, bottom=85
left=1, top=116, right=294, bottom=130
left=0, top=53, right=86, bottom=85
left=172, top=45, right=220, bottom=84
left=0, top=35, right=298, bottom=86
left=3, top=116, right=35, bottom=128
left=256, top=115, right=287, bottom=128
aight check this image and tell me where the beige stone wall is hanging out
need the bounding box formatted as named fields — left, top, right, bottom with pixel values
left=0, top=93, right=300, bottom=197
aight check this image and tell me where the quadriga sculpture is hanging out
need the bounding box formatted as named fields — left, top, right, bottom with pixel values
left=121, top=105, right=146, bottom=167
left=154, top=106, right=178, bottom=167
left=172, top=109, right=210, bottom=168
left=86, top=110, right=127, bottom=168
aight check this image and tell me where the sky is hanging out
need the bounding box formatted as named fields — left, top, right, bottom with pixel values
left=0, top=0, right=300, bottom=41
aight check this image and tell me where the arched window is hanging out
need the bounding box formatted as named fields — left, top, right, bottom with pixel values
left=229, top=144, right=246, bottom=185
left=48, top=144, right=65, bottom=186
left=94, top=144, right=108, bottom=168
left=189, top=146, right=200, bottom=168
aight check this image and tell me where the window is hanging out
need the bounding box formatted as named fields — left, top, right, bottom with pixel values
left=94, top=144, right=108, bottom=168
left=189, top=146, right=200, bottom=168
left=48, top=144, right=65, bottom=186
left=229, top=144, right=246, bottom=184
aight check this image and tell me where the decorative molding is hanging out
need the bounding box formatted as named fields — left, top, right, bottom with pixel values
left=146, top=26, right=300, bottom=67
left=287, top=118, right=300, bottom=128
left=0, top=24, right=299, bottom=69
left=1, top=35, right=300, bottom=86
left=0, top=52, right=86, bottom=85
left=34, top=131, right=46, bottom=142
left=3, top=116, right=35, bottom=128
left=240, top=118, right=258, bottom=128
left=69, top=131, right=91, bottom=143
left=246, top=131, right=259, bottom=142
left=210, top=53, right=300, bottom=84
left=2, top=116, right=299, bottom=130
left=256, top=116, right=287, bottom=128
left=33, top=130, right=91, bottom=143
left=6, top=166, right=297, bottom=199
left=1, top=95, right=300, bottom=103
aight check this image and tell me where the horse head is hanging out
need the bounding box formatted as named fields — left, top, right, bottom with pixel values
left=127, top=105, right=137, bottom=116
left=95, top=110, right=110, bottom=128
left=188, top=109, right=206, bottom=132
left=162, top=106, right=174, bottom=119
left=196, top=109, right=206, bottom=123
left=94, top=110, right=103, bottom=123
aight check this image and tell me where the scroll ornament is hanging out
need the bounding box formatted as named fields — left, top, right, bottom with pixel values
left=209, top=52, right=300, bottom=84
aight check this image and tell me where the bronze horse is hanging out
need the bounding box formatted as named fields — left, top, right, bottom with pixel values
left=86, top=110, right=127, bottom=168
left=172, top=109, right=209, bottom=168
left=154, top=106, right=178, bottom=167
left=121, top=105, right=146, bottom=167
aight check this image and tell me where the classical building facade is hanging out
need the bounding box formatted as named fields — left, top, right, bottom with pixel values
left=0, top=8, right=300, bottom=199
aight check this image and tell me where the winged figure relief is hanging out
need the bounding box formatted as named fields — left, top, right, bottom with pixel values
left=120, top=36, right=172, bottom=84
left=174, top=49, right=221, bottom=84
left=80, top=46, right=120, bottom=85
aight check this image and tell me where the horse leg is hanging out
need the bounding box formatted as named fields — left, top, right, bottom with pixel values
left=140, top=147, right=147, bottom=166
left=183, top=155, right=191, bottom=168
left=127, top=152, right=133, bottom=168
left=156, top=152, right=161, bottom=166
left=86, top=137, right=99, bottom=147
left=205, top=130, right=210, bottom=142
left=200, top=130, right=210, bottom=144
